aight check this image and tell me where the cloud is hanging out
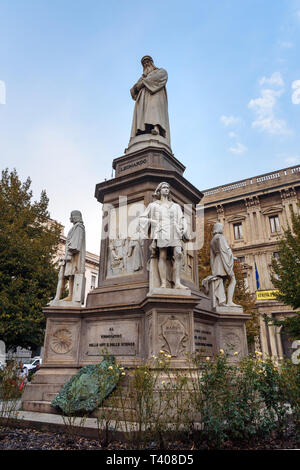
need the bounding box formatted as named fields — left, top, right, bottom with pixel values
left=220, top=115, right=240, bottom=127
left=259, top=72, right=284, bottom=88
left=229, top=142, right=247, bottom=155
left=278, top=41, right=294, bottom=49
left=248, top=82, right=290, bottom=135
left=228, top=131, right=237, bottom=138
left=285, top=156, right=300, bottom=166
left=292, top=80, right=300, bottom=104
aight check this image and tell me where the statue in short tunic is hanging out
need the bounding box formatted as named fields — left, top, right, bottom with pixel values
left=130, top=56, right=170, bottom=147
left=139, top=182, right=188, bottom=290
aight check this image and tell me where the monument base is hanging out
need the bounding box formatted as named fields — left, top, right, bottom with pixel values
left=214, top=304, right=244, bottom=314
left=48, top=300, right=82, bottom=307
left=125, top=134, right=172, bottom=155
left=21, top=293, right=251, bottom=414
left=147, top=287, right=192, bottom=297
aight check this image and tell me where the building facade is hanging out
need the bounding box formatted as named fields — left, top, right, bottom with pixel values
left=202, top=165, right=300, bottom=359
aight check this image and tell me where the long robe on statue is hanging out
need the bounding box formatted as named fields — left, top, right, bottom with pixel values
left=64, top=222, right=86, bottom=277
left=130, top=68, right=170, bottom=146
left=210, top=233, right=234, bottom=278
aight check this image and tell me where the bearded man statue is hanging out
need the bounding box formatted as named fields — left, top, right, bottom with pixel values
left=129, top=56, right=171, bottom=149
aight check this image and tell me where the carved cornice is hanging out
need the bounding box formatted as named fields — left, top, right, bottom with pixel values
left=244, top=195, right=260, bottom=209
left=216, top=204, right=224, bottom=216
left=280, top=186, right=297, bottom=201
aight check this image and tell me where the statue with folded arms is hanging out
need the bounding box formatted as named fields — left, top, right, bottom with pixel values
left=130, top=56, right=170, bottom=147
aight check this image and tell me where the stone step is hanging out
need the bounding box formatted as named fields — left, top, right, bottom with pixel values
left=91, top=406, right=138, bottom=422
left=43, top=392, right=59, bottom=402
left=22, top=400, right=137, bottom=422
left=101, top=395, right=135, bottom=409
left=22, top=382, right=63, bottom=403
left=22, top=400, right=60, bottom=415
left=30, top=373, right=76, bottom=385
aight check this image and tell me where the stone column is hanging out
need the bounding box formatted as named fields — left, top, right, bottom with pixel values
left=259, top=313, right=269, bottom=357
left=268, top=321, right=278, bottom=359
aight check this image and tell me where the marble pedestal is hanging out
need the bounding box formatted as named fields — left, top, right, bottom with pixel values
left=22, top=146, right=250, bottom=414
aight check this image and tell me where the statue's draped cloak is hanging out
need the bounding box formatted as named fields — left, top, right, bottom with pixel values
left=210, top=233, right=234, bottom=278
left=64, top=222, right=86, bottom=276
left=130, top=68, right=170, bottom=145
left=139, top=200, right=187, bottom=248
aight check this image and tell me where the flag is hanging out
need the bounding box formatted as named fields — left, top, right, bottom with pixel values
left=255, top=262, right=260, bottom=290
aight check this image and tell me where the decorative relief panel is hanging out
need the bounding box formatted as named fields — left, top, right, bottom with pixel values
left=181, top=244, right=194, bottom=282
left=45, top=320, right=80, bottom=363
left=159, top=315, right=188, bottom=357
left=107, top=238, right=143, bottom=277
left=50, top=328, right=73, bottom=354
left=106, top=200, right=144, bottom=278
left=221, top=330, right=242, bottom=358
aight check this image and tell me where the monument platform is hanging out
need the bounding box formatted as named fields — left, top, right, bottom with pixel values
left=22, top=145, right=250, bottom=414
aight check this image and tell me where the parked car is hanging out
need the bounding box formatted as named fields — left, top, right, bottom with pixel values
left=22, top=357, right=42, bottom=375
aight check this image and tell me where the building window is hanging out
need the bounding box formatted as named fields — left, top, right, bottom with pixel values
left=233, top=222, right=243, bottom=240
left=91, top=275, right=97, bottom=289
left=273, top=252, right=279, bottom=260
left=269, top=215, right=280, bottom=233
left=237, top=256, right=245, bottom=263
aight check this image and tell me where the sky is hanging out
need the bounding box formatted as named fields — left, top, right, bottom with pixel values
left=0, top=0, right=300, bottom=253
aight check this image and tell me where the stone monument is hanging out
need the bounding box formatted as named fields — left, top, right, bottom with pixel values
left=140, top=181, right=191, bottom=295
left=21, top=57, right=250, bottom=414
left=202, top=222, right=241, bottom=311
left=50, top=210, right=86, bottom=306
left=127, top=55, right=171, bottom=154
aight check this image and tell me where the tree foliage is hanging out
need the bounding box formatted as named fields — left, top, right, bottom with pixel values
left=270, top=209, right=300, bottom=340
left=271, top=210, right=300, bottom=309
left=0, top=168, right=61, bottom=351
left=198, top=222, right=259, bottom=346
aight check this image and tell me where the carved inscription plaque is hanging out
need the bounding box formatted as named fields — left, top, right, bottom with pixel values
left=194, top=322, right=215, bottom=356
left=85, top=321, right=138, bottom=357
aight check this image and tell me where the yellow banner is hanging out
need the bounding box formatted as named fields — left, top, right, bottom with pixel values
left=256, top=290, right=279, bottom=300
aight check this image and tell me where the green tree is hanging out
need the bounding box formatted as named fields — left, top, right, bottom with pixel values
left=198, top=222, right=259, bottom=346
left=269, top=209, right=300, bottom=340
left=0, top=169, right=61, bottom=351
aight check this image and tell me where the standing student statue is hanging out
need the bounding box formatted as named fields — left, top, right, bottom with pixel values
left=139, top=182, right=188, bottom=290
left=130, top=56, right=171, bottom=147
left=51, top=210, right=86, bottom=305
